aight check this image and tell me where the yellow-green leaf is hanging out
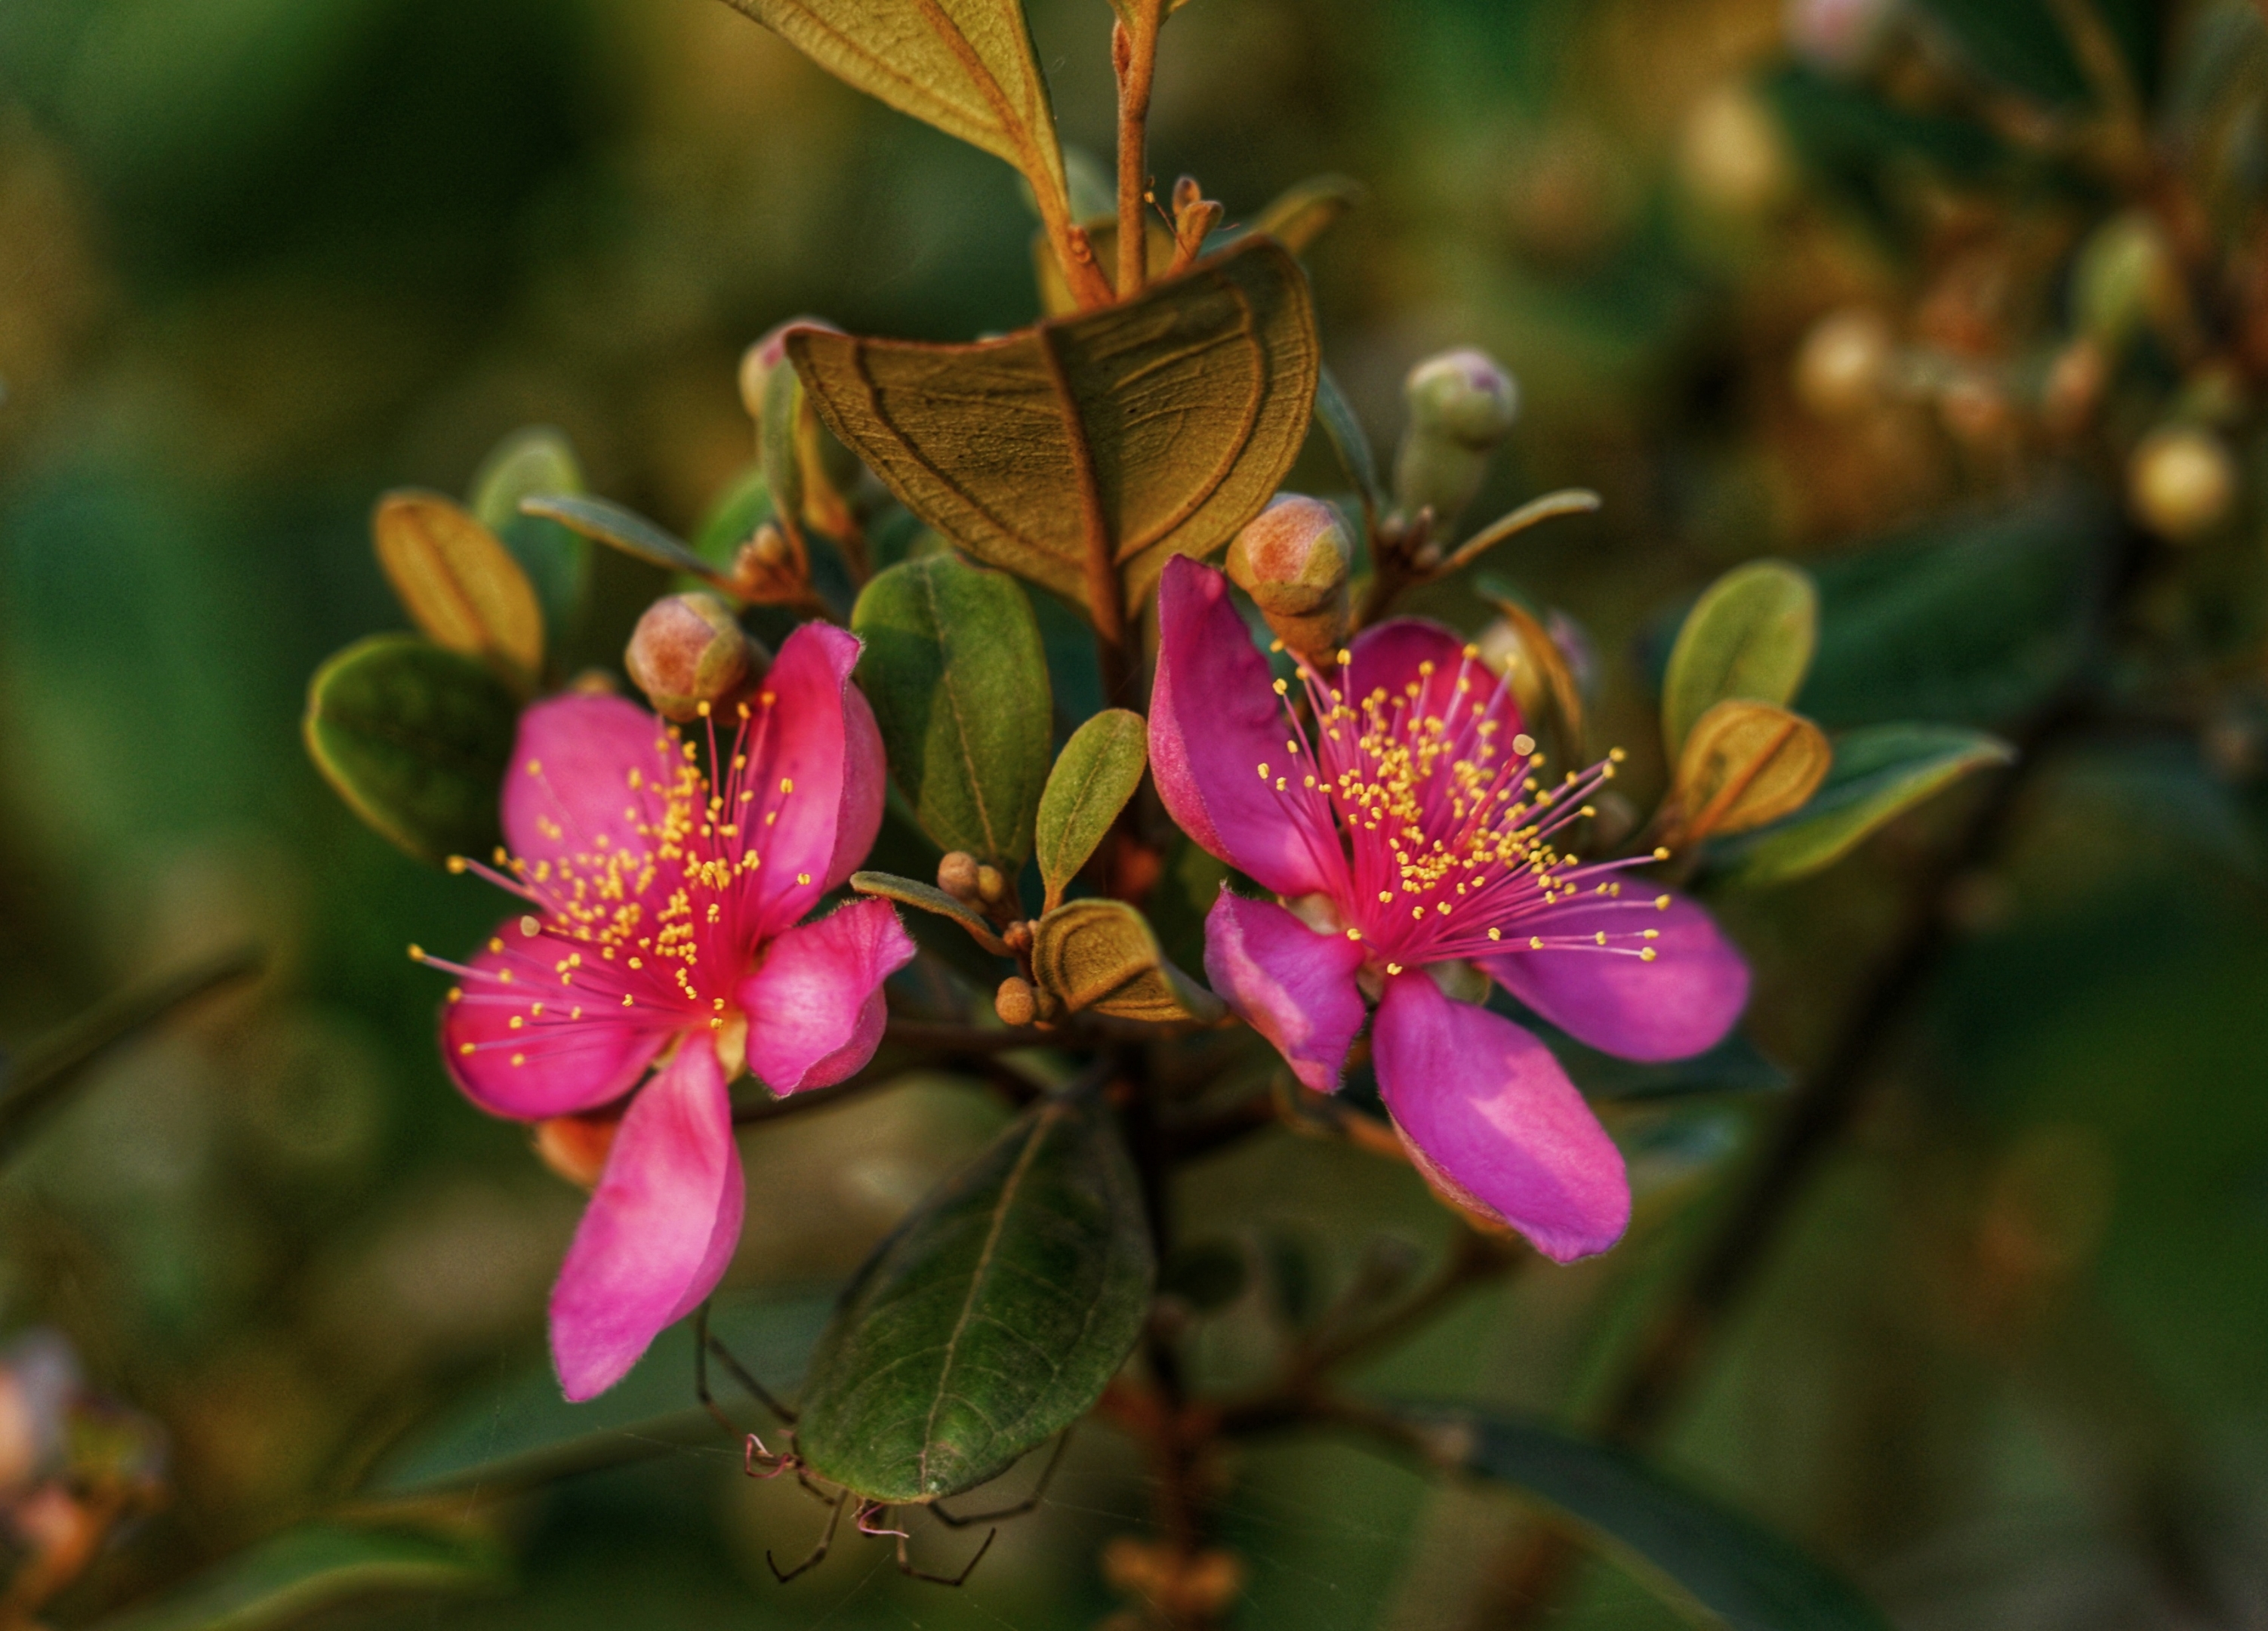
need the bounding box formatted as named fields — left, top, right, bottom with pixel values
left=1673, top=699, right=1831, bottom=843
left=1031, top=898, right=1223, bottom=1023
left=789, top=237, right=1319, bottom=623
left=1246, top=172, right=1364, bottom=254
left=371, top=492, right=543, bottom=689
left=1662, top=560, right=1817, bottom=754
left=1036, top=709, right=1147, bottom=910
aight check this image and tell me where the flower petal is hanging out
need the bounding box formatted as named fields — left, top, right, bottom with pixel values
left=439, top=917, right=672, bottom=1119
left=736, top=898, right=917, bottom=1095
left=744, top=622, right=869, bottom=936
left=1481, top=891, right=1749, bottom=1062
left=1344, top=617, right=1517, bottom=735
left=501, top=692, right=678, bottom=876
left=548, top=1039, right=743, bottom=1401
left=1373, top=971, right=1629, bottom=1263
left=824, top=678, right=887, bottom=893
left=1202, top=889, right=1367, bottom=1093
left=1149, top=556, right=1335, bottom=899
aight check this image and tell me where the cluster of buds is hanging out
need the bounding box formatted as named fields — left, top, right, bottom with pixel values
left=624, top=591, right=770, bottom=722
left=929, top=852, right=1056, bottom=1027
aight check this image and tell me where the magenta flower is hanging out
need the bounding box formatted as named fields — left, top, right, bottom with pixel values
left=1150, top=557, right=1749, bottom=1261
left=420, top=623, right=912, bottom=1399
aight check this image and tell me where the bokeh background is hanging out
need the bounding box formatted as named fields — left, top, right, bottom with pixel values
left=3, top=0, right=2267, bottom=1626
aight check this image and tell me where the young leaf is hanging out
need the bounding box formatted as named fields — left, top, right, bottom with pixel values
left=303, top=635, right=518, bottom=867
left=1030, top=898, right=1225, bottom=1023
left=469, top=426, right=590, bottom=640
left=371, top=492, right=544, bottom=689
left=87, top=1523, right=505, bottom=1631
left=1662, top=560, right=1818, bottom=754
left=1673, top=699, right=1831, bottom=843
left=852, top=556, right=1053, bottom=868
left=1313, top=364, right=1383, bottom=524
left=1245, top=172, right=1364, bottom=254
left=850, top=871, right=1012, bottom=955
left=1036, top=709, right=1147, bottom=910
left=1711, top=723, right=2015, bottom=889
left=518, top=493, right=720, bottom=583
left=789, top=237, right=1319, bottom=623
left=1414, top=1408, right=1894, bottom=1631
left=793, top=1086, right=1154, bottom=1503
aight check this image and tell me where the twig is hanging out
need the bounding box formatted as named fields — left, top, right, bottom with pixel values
left=1112, top=1, right=1166, bottom=301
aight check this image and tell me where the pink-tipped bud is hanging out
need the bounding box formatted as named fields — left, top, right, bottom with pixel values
left=738, top=315, right=839, bottom=430
left=1227, top=495, right=1352, bottom=660
left=1395, top=350, right=1519, bottom=526
left=624, top=592, right=763, bottom=721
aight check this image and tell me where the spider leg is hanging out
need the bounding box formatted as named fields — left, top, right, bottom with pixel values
left=929, top=1431, right=1071, bottom=1527
left=695, top=1301, right=735, bottom=1436
left=793, top=1468, right=842, bottom=1508
left=742, top=1431, right=797, bottom=1481
left=697, top=1299, right=797, bottom=1424
left=766, top=1488, right=846, bottom=1583
left=895, top=1524, right=996, bottom=1587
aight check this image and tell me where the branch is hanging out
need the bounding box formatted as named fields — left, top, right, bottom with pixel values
left=1112, top=1, right=1166, bottom=300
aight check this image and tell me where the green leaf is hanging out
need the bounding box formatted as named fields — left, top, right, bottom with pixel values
left=852, top=555, right=1053, bottom=868
left=1246, top=172, right=1364, bottom=254
left=371, top=492, right=544, bottom=689
left=790, top=238, right=1319, bottom=621
left=1673, top=699, right=1832, bottom=843
left=691, top=464, right=775, bottom=573
left=1761, top=64, right=2007, bottom=202
left=794, top=1086, right=1154, bottom=1503
left=1030, top=897, right=1225, bottom=1024
left=850, top=871, right=1011, bottom=955
left=519, top=493, right=720, bottom=583
left=1312, top=364, right=1382, bottom=523
left=1036, top=709, right=1147, bottom=910
left=1908, top=0, right=2091, bottom=106
left=368, top=1288, right=834, bottom=1495
left=303, top=635, right=518, bottom=867
left=88, top=1524, right=505, bottom=1631
left=760, top=358, right=805, bottom=536
left=1711, top=723, right=2016, bottom=889
left=1428, top=1410, right=1894, bottom=1631
left=1662, top=560, right=1817, bottom=755
left=470, top=426, right=590, bottom=640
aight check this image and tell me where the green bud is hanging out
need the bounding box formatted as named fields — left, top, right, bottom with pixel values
left=1394, top=349, right=1518, bottom=526
left=737, top=315, right=839, bottom=432
left=1225, top=495, right=1351, bottom=660
left=624, top=592, right=762, bottom=721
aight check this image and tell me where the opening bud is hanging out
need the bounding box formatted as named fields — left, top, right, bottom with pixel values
left=2128, top=425, right=2236, bottom=542
left=738, top=315, right=839, bottom=432
left=624, top=592, right=763, bottom=721
left=1226, top=494, right=1352, bottom=661
left=937, top=852, right=982, bottom=901
left=1394, top=350, right=1519, bottom=526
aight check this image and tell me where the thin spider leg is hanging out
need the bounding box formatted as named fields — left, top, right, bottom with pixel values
left=895, top=1525, right=996, bottom=1587
left=766, top=1488, right=846, bottom=1583
left=928, top=1432, right=1072, bottom=1527
left=792, top=1468, right=841, bottom=1508
left=694, top=1301, right=735, bottom=1436
left=704, top=1329, right=797, bottom=1423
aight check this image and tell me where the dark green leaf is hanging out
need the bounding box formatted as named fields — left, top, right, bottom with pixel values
left=850, top=871, right=1011, bottom=955
left=852, top=555, right=1053, bottom=868
left=1030, top=898, right=1225, bottom=1024
left=1762, top=65, right=2007, bottom=222
left=1036, top=708, right=1147, bottom=910
left=519, top=494, right=720, bottom=583
left=303, top=635, right=517, bottom=867
left=794, top=1087, right=1154, bottom=1503
left=1909, top=0, right=2091, bottom=106
left=88, top=1524, right=505, bottom=1631
left=1312, top=365, right=1382, bottom=524
left=1662, top=560, right=1817, bottom=754
left=1161, top=1238, right=1249, bottom=1312
left=692, top=464, right=774, bottom=571
left=1711, top=723, right=2016, bottom=889
left=470, top=426, right=590, bottom=640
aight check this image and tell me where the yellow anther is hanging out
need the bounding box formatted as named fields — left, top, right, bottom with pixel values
left=408, top=944, right=426, bottom=961
left=458, top=1042, right=474, bottom=1056
left=1530, top=936, right=1543, bottom=949
left=510, top=1053, right=525, bottom=1066
left=1488, top=927, right=1502, bottom=940
left=498, top=970, right=513, bottom=983
left=1643, top=929, right=1659, bottom=940
left=488, top=938, right=504, bottom=954
left=448, top=987, right=462, bottom=1002
left=508, top=1016, right=523, bottom=1029
left=797, top=872, right=812, bottom=886
left=697, top=700, right=711, bottom=717
left=525, top=759, right=541, bottom=775
left=1655, top=894, right=1671, bottom=910
left=622, top=994, right=633, bottom=1007
left=445, top=856, right=467, bottom=874
left=1653, top=846, right=1670, bottom=861
left=520, top=914, right=540, bottom=938
left=1272, top=678, right=1289, bottom=695
left=1345, top=928, right=1361, bottom=940
left=780, top=776, right=793, bottom=794
left=1336, top=649, right=1351, bottom=665
left=1595, top=931, right=1607, bottom=945
left=1640, top=947, right=1657, bottom=962
left=1385, top=963, right=1404, bottom=976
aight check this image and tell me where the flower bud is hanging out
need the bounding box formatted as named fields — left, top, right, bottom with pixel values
left=1225, top=495, right=1351, bottom=659
left=738, top=315, right=837, bottom=431
left=995, top=976, right=1037, bottom=1028
left=1394, top=350, right=1519, bottom=528
left=624, top=592, right=760, bottom=721
left=938, top=852, right=982, bottom=901
left=1793, top=307, right=1893, bottom=418
left=975, top=863, right=1009, bottom=905
left=2128, top=425, right=2236, bottom=541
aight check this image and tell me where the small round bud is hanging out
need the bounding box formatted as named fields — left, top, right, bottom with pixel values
left=1403, top=348, right=1519, bottom=449
left=1226, top=494, right=1352, bottom=659
left=1678, top=82, right=1791, bottom=215
left=625, top=593, right=757, bottom=721
left=995, top=976, right=1037, bottom=1028
left=2128, top=425, right=2236, bottom=541
left=975, top=864, right=1009, bottom=905
left=2073, top=211, right=2181, bottom=348
left=737, top=315, right=837, bottom=430
left=1793, top=307, right=1893, bottom=418
left=1785, top=0, right=1897, bottom=75
left=937, top=852, right=982, bottom=901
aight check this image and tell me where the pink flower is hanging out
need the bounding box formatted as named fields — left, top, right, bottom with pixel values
left=420, top=623, right=911, bottom=1399
left=1150, top=558, right=1749, bottom=1262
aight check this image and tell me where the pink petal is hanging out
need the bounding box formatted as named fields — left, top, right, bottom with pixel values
left=501, top=692, right=679, bottom=878
left=1481, top=892, right=1749, bottom=1062
left=1149, top=557, right=1335, bottom=899
left=1345, top=618, right=1516, bottom=732
left=735, top=898, right=917, bottom=1095
left=1373, top=971, right=1629, bottom=1263
left=1202, top=889, right=1367, bottom=1093
left=744, top=622, right=869, bottom=937
left=439, top=917, right=672, bottom=1120
left=548, top=1039, right=744, bottom=1401
left=824, top=679, right=887, bottom=893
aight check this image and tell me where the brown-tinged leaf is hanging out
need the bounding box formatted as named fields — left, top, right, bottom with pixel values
left=789, top=237, right=1319, bottom=623
left=1030, top=898, right=1224, bottom=1023
left=371, top=492, right=543, bottom=689
left=1673, top=699, right=1831, bottom=843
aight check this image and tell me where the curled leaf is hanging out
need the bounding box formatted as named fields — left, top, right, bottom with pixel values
left=1673, top=699, right=1832, bottom=843
left=849, top=871, right=1011, bottom=955
left=1246, top=173, right=1364, bottom=254
left=1036, top=709, right=1148, bottom=911
left=1031, top=898, right=1225, bottom=1024
left=371, top=492, right=544, bottom=689
left=1662, top=560, right=1818, bottom=754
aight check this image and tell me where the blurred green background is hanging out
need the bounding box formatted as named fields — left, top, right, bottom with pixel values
left=4, top=0, right=2267, bottom=1625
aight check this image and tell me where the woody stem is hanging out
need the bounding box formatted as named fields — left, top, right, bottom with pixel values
left=1114, top=2, right=1163, bottom=300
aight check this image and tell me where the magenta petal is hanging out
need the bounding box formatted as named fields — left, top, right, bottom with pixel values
left=1373, top=972, right=1629, bottom=1263
left=501, top=692, right=677, bottom=875
left=824, top=679, right=887, bottom=893
left=1149, top=557, right=1335, bottom=899
left=548, top=1039, right=744, bottom=1401
left=744, top=622, right=866, bottom=936
left=1481, top=892, right=1749, bottom=1062
left=439, top=917, right=672, bottom=1119
left=736, top=898, right=917, bottom=1095
left=1344, top=618, right=1521, bottom=738
left=1203, top=889, right=1367, bottom=1093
